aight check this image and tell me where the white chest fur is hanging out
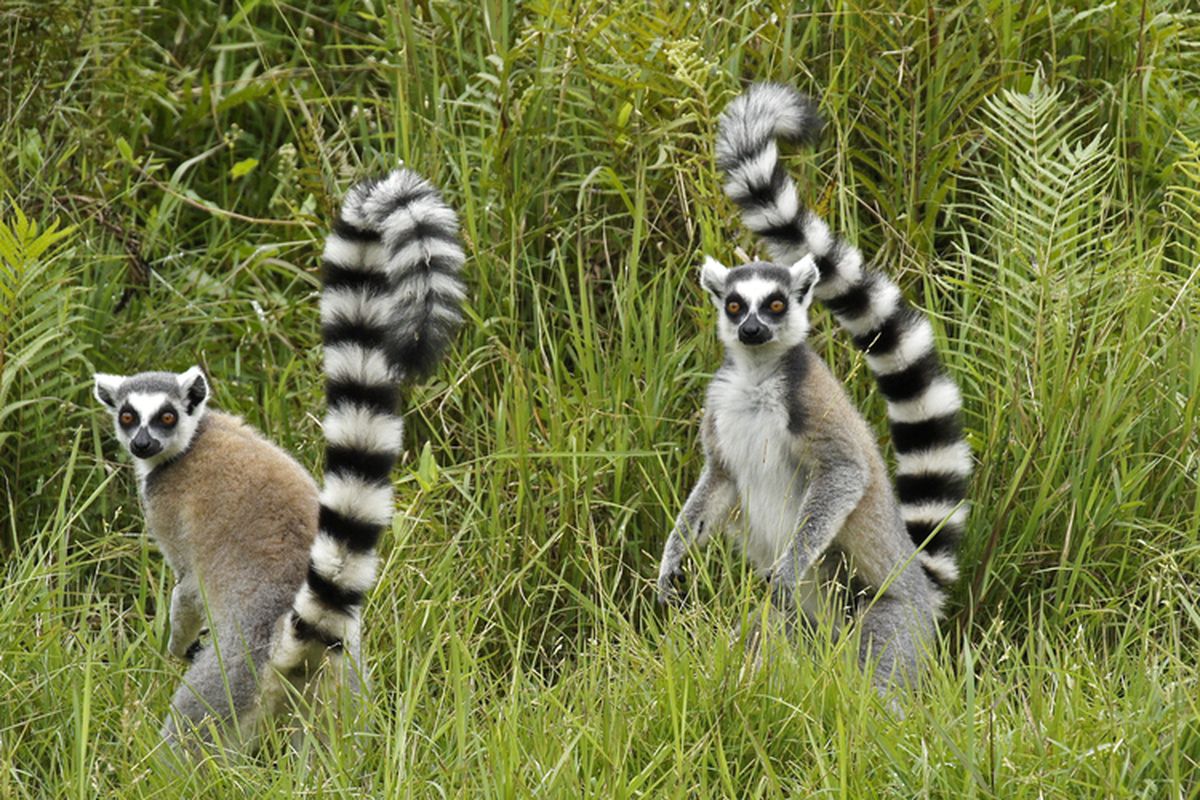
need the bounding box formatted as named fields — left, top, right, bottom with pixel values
left=708, top=363, right=811, bottom=571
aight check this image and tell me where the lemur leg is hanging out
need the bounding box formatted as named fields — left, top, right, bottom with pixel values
left=768, top=462, right=866, bottom=619
left=657, top=465, right=736, bottom=605
left=161, top=622, right=272, bottom=754
left=167, top=577, right=204, bottom=662
left=856, top=572, right=938, bottom=694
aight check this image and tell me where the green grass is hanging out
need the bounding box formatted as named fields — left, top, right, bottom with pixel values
left=2, top=0, right=1198, bottom=796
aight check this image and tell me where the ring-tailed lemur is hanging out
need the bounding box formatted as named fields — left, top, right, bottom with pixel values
left=715, top=83, right=971, bottom=586
left=94, top=168, right=466, bottom=753
left=656, top=83, right=969, bottom=691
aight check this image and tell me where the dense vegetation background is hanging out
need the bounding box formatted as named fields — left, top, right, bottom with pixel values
left=2, top=0, right=1197, bottom=796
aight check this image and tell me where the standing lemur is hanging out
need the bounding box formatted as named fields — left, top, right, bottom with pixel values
left=94, top=168, right=466, bottom=753
left=657, top=83, right=971, bottom=690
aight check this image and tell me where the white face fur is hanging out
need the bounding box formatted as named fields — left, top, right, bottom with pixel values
left=700, top=255, right=820, bottom=352
left=93, top=367, right=210, bottom=474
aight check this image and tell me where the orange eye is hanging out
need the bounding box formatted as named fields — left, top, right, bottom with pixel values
left=119, top=411, right=135, bottom=426
left=160, top=411, right=177, bottom=426
left=726, top=301, right=741, bottom=314
left=769, top=299, right=786, bottom=313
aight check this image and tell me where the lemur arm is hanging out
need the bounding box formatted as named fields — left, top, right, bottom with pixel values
left=167, top=575, right=205, bottom=661
left=657, top=462, right=737, bottom=606
left=768, top=451, right=868, bottom=614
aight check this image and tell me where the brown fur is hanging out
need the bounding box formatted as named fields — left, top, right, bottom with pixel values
left=142, top=411, right=319, bottom=750
left=145, top=411, right=318, bottom=617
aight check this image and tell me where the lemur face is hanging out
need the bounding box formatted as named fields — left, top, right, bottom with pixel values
left=699, top=256, right=819, bottom=351
left=93, top=367, right=209, bottom=469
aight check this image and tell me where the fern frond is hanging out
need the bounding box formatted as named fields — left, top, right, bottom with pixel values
left=0, top=208, right=88, bottom=544
left=975, top=74, right=1119, bottom=278
left=1163, top=132, right=1200, bottom=271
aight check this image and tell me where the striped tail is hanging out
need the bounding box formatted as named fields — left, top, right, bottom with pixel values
left=272, top=168, right=466, bottom=674
left=716, top=83, right=970, bottom=590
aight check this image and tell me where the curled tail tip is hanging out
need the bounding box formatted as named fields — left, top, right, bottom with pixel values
left=324, top=166, right=467, bottom=383
left=741, top=82, right=824, bottom=143
left=337, top=167, right=459, bottom=237
left=716, top=82, right=824, bottom=172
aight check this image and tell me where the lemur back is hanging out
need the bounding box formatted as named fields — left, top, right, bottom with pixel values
left=142, top=411, right=321, bottom=746
left=141, top=412, right=317, bottom=616
left=94, top=167, right=466, bottom=757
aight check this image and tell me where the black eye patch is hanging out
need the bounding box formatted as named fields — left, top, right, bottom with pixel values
left=117, top=406, right=138, bottom=428
left=724, top=293, right=748, bottom=320
left=763, top=292, right=789, bottom=315
left=153, top=404, right=179, bottom=429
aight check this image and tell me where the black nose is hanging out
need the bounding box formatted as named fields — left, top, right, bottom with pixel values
left=130, top=429, right=162, bottom=458
left=738, top=319, right=771, bottom=345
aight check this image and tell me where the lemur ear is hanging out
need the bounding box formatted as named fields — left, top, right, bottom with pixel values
left=93, top=374, right=124, bottom=409
left=177, top=366, right=209, bottom=414
left=788, top=256, right=820, bottom=305
left=699, top=256, right=729, bottom=303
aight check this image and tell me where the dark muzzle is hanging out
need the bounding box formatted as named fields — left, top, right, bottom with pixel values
left=130, top=428, right=162, bottom=459
left=738, top=318, right=771, bottom=345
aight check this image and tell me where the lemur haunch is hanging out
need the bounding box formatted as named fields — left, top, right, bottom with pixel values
left=657, top=83, right=970, bottom=690
left=94, top=168, right=466, bottom=753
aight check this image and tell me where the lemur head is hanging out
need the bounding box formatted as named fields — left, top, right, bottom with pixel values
left=700, top=255, right=819, bottom=351
left=93, top=367, right=209, bottom=468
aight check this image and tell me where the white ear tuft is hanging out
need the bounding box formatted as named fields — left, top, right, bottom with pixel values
left=789, top=256, right=820, bottom=301
left=699, top=256, right=729, bottom=301
left=177, top=366, right=209, bottom=414
left=93, top=374, right=124, bottom=409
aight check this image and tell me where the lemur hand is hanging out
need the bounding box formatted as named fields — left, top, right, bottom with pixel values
left=657, top=561, right=686, bottom=607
